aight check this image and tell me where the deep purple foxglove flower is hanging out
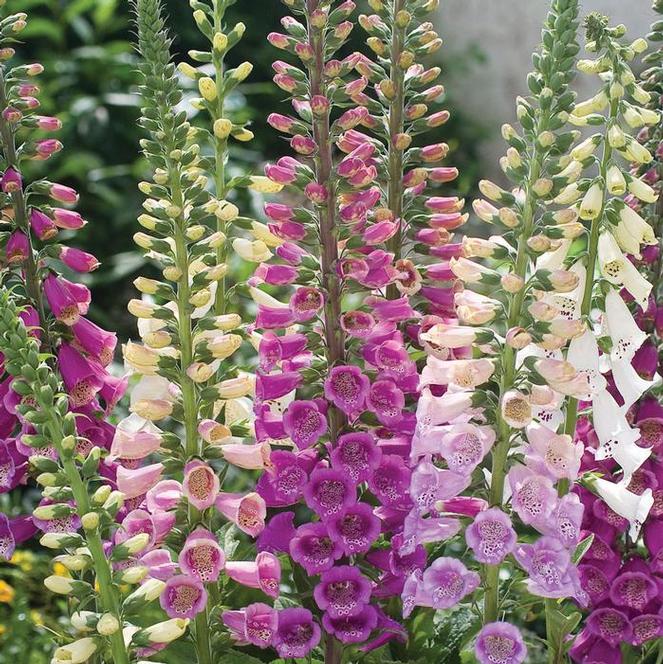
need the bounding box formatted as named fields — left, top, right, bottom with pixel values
left=323, top=365, right=369, bottom=420
left=322, top=604, right=378, bottom=644
left=328, top=502, right=381, bottom=556
left=303, top=467, right=357, bottom=520
left=282, top=400, right=327, bottom=449
left=313, top=565, right=372, bottom=618
left=257, top=512, right=296, bottom=554
left=222, top=603, right=278, bottom=649
left=330, top=432, right=381, bottom=483
left=465, top=507, right=517, bottom=565
left=0, top=513, right=36, bottom=560
left=255, top=449, right=313, bottom=506
left=608, top=571, right=658, bottom=611
left=474, top=622, right=527, bottom=664
left=273, top=607, right=321, bottom=659
left=160, top=575, right=207, bottom=619
left=289, top=522, right=344, bottom=575
left=586, top=608, right=633, bottom=648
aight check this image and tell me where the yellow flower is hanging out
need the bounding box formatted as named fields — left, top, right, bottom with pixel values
left=0, top=580, right=15, bottom=604
left=9, top=550, right=33, bottom=572
left=0, top=624, right=6, bottom=636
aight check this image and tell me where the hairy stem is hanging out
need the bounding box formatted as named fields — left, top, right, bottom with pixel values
left=45, top=418, right=129, bottom=664
left=385, top=0, right=405, bottom=299
left=484, top=144, right=543, bottom=623
left=0, top=68, right=50, bottom=351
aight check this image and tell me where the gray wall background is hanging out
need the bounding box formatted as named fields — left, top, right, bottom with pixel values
left=435, top=0, right=656, bottom=179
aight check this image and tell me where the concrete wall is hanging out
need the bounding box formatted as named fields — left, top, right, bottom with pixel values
left=435, top=0, right=656, bottom=179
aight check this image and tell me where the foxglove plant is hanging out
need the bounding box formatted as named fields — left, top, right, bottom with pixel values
left=568, top=8, right=663, bottom=662
left=406, top=2, right=590, bottom=657
left=222, top=0, right=456, bottom=660
left=123, top=0, right=270, bottom=662
left=0, top=7, right=158, bottom=663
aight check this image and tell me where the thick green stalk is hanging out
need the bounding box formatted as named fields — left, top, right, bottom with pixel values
left=385, top=0, right=405, bottom=300
left=483, top=146, right=543, bottom=623
left=45, top=418, right=129, bottom=664
left=212, top=0, right=228, bottom=316
left=0, top=69, right=50, bottom=350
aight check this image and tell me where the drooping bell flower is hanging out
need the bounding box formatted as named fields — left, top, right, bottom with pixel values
left=178, top=528, right=225, bottom=583
left=273, top=607, right=321, bottom=659
left=215, top=491, right=266, bottom=537
left=225, top=551, right=281, bottom=598
left=182, top=460, right=219, bottom=511
left=222, top=603, right=279, bottom=649
left=160, top=575, right=207, bottom=619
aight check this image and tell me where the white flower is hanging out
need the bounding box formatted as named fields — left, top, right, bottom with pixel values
left=592, top=390, right=650, bottom=480
left=566, top=331, right=607, bottom=396
left=593, top=477, right=653, bottom=540
left=604, top=289, right=647, bottom=362
left=610, top=358, right=660, bottom=410
left=53, top=638, right=98, bottom=664
left=141, top=618, right=189, bottom=644
left=598, top=232, right=652, bottom=307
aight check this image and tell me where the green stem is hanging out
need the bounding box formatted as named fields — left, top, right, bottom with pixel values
left=212, top=0, right=228, bottom=316
left=0, top=67, right=50, bottom=352
left=48, top=421, right=129, bottom=664
left=385, top=0, right=405, bottom=300
left=324, top=634, right=343, bottom=664
left=194, top=607, right=213, bottom=664
left=169, top=166, right=200, bottom=460
left=483, top=145, right=543, bottom=623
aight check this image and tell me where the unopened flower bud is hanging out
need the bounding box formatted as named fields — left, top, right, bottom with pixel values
left=501, top=273, right=524, bottom=293
left=506, top=327, right=532, bottom=350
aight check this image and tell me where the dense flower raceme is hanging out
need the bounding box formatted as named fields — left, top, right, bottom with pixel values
left=217, top=0, right=460, bottom=658
left=569, top=8, right=663, bottom=661
left=116, top=0, right=282, bottom=660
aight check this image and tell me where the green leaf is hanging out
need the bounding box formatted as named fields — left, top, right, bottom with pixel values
left=572, top=533, right=594, bottom=564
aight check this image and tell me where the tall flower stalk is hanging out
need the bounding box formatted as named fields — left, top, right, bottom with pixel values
left=562, top=11, right=663, bottom=664
left=128, top=1, right=267, bottom=663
